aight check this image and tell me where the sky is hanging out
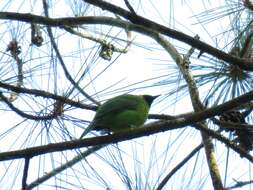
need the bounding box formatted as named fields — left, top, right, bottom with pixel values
left=0, top=0, right=252, bottom=190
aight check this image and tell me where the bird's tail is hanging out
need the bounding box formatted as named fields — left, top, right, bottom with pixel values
left=80, top=122, right=95, bottom=139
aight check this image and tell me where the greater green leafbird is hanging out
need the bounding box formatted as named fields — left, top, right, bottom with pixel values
left=80, top=94, right=159, bottom=138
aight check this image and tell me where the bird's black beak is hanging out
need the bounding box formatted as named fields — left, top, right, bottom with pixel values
left=143, top=94, right=160, bottom=106
left=153, top=95, right=160, bottom=99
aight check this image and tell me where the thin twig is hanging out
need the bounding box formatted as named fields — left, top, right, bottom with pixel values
left=63, top=26, right=129, bottom=53
left=0, top=92, right=56, bottom=120
left=42, top=0, right=100, bottom=106
left=123, top=0, right=137, bottom=15
left=26, top=145, right=104, bottom=190
left=225, top=179, right=253, bottom=190
left=156, top=143, right=203, bottom=190
left=21, top=157, right=30, bottom=190
left=0, top=81, right=96, bottom=111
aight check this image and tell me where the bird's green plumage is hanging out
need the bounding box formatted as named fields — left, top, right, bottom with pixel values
left=80, top=94, right=158, bottom=137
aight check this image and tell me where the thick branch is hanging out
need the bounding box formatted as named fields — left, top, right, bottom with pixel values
left=154, top=30, right=224, bottom=189
left=0, top=12, right=253, bottom=70
left=0, top=109, right=253, bottom=162
left=83, top=0, right=253, bottom=71
left=0, top=79, right=253, bottom=161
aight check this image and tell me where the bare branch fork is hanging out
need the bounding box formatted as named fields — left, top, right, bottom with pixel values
left=0, top=11, right=252, bottom=70
left=155, top=28, right=223, bottom=188
left=82, top=0, right=253, bottom=71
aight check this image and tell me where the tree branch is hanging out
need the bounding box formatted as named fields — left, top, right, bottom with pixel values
left=0, top=92, right=56, bottom=120
left=156, top=143, right=204, bottom=190
left=0, top=108, right=253, bottom=162
left=225, top=179, right=253, bottom=190
left=83, top=0, right=253, bottom=71
left=42, top=0, right=100, bottom=106
left=21, top=157, right=30, bottom=190
left=0, top=81, right=96, bottom=111
left=154, top=29, right=224, bottom=189
left=26, top=145, right=104, bottom=190
left=0, top=11, right=253, bottom=70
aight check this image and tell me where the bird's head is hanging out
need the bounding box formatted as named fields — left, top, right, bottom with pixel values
left=142, top=95, right=160, bottom=107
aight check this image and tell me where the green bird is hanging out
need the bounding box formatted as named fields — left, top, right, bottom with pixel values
left=80, top=94, right=159, bottom=138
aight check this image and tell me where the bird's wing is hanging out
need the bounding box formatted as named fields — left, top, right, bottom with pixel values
left=80, top=97, right=139, bottom=138
left=95, top=97, right=139, bottom=119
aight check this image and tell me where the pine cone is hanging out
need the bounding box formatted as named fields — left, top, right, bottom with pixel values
left=235, top=128, right=253, bottom=152
left=219, top=111, right=245, bottom=132
left=219, top=110, right=253, bottom=152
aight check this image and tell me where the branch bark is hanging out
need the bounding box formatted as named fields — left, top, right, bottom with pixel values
left=83, top=0, right=253, bottom=71
left=0, top=11, right=253, bottom=70
left=0, top=110, right=252, bottom=162
left=153, top=32, right=224, bottom=189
